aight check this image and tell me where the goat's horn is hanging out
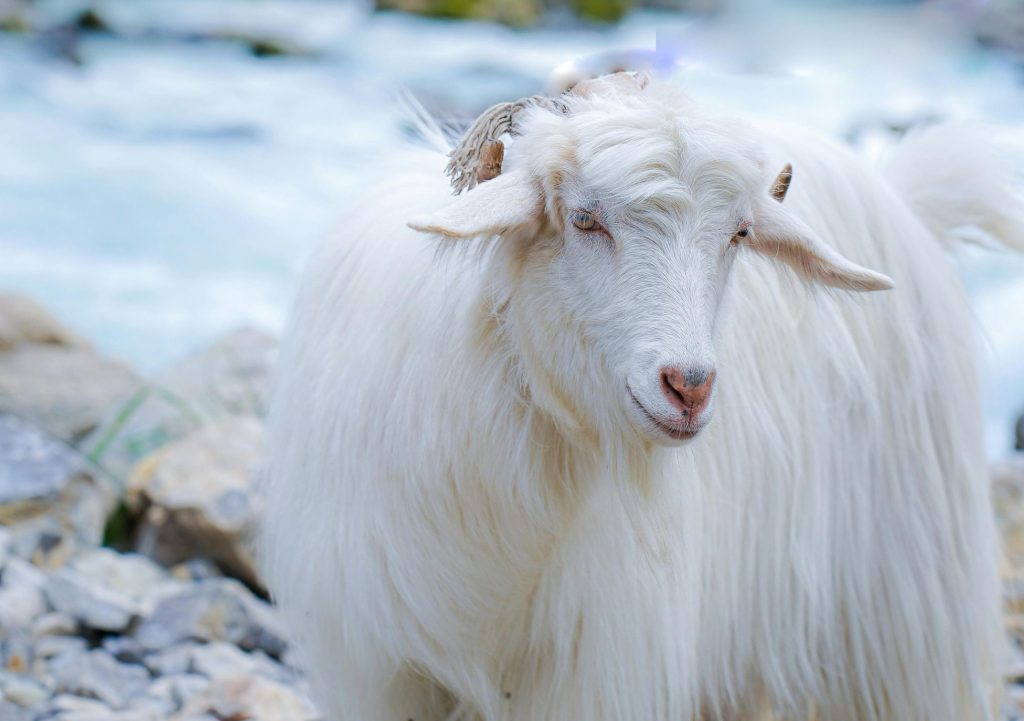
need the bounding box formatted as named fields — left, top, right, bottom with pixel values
left=771, top=163, right=793, bottom=202
left=446, top=95, right=568, bottom=194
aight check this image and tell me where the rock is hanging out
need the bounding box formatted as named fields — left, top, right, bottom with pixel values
left=128, top=418, right=264, bottom=587
left=82, top=327, right=276, bottom=482
left=31, top=612, right=78, bottom=638
left=134, top=578, right=286, bottom=658
left=34, top=635, right=87, bottom=662
left=175, top=674, right=318, bottom=721
left=44, top=548, right=180, bottom=632
left=0, top=415, right=115, bottom=565
left=0, top=581, right=48, bottom=629
left=0, top=670, right=52, bottom=707
left=143, top=644, right=193, bottom=677
left=160, top=326, right=277, bottom=418
left=41, top=692, right=163, bottom=720
left=145, top=673, right=209, bottom=710
left=170, top=558, right=222, bottom=582
left=0, top=525, right=10, bottom=571
left=49, top=648, right=151, bottom=709
left=0, top=293, right=88, bottom=351
left=0, top=701, right=33, bottom=721
left=102, top=636, right=148, bottom=665
left=994, top=457, right=1024, bottom=600
left=190, top=641, right=294, bottom=683
left=0, top=557, right=49, bottom=628
left=0, top=630, right=34, bottom=675
left=0, top=343, right=140, bottom=443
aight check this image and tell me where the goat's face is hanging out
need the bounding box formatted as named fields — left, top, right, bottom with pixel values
left=410, top=81, right=892, bottom=446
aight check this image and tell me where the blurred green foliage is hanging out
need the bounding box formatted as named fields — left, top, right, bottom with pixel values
left=375, top=0, right=636, bottom=25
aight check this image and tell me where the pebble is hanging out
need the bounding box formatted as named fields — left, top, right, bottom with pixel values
left=49, top=648, right=151, bottom=709
left=0, top=670, right=53, bottom=707
left=134, top=578, right=286, bottom=657
left=44, top=548, right=178, bottom=632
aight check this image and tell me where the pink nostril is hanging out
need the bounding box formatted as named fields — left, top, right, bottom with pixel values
left=660, top=366, right=716, bottom=416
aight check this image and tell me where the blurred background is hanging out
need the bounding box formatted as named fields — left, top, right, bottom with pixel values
left=1, top=1, right=1023, bottom=720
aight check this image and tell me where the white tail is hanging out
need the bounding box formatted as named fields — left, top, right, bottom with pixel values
left=883, top=123, right=1024, bottom=251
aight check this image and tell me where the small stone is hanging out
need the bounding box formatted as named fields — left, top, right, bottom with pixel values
left=0, top=701, right=33, bottom=721
left=189, top=641, right=294, bottom=684
left=146, top=673, right=210, bottom=710
left=1008, top=641, right=1024, bottom=681
left=187, top=641, right=255, bottom=679
left=44, top=548, right=179, bottom=632
left=170, top=558, right=222, bottom=582
left=143, top=644, right=194, bottom=676
left=0, top=582, right=48, bottom=628
left=0, top=670, right=52, bottom=707
left=994, top=457, right=1024, bottom=603
left=31, top=612, right=78, bottom=638
left=0, top=525, right=10, bottom=570
left=128, top=418, right=265, bottom=588
left=0, top=632, right=34, bottom=675
left=2, top=556, right=47, bottom=589
left=47, top=693, right=113, bottom=713
left=134, top=578, right=286, bottom=658
left=34, top=635, right=87, bottom=661
left=176, top=674, right=318, bottom=721
left=49, top=648, right=150, bottom=709
left=102, top=636, right=147, bottom=665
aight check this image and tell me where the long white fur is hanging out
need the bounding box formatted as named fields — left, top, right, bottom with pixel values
left=261, top=78, right=1015, bottom=721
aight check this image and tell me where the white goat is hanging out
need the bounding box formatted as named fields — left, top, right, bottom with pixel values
left=261, top=74, right=1021, bottom=721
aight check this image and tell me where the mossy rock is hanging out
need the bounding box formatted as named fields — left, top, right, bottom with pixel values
left=376, top=0, right=542, bottom=27
left=570, top=0, right=632, bottom=22
left=0, top=12, right=30, bottom=33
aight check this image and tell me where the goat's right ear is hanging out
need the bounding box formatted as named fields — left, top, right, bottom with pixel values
left=408, top=171, right=542, bottom=239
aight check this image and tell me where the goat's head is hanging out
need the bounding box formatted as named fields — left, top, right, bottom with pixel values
left=409, top=76, right=893, bottom=446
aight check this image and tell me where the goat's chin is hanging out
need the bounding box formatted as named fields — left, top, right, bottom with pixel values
left=626, top=389, right=708, bottom=447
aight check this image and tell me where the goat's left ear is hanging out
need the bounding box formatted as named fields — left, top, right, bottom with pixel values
left=408, top=171, right=542, bottom=239
left=748, top=166, right=894, bottom=292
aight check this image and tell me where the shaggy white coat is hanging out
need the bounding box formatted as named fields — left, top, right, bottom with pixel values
left=261, top=79, right=1020, bottom=721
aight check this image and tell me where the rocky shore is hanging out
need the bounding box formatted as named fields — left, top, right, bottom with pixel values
left=1, top=291, right=1023, bottom=720
left=0, top=294, right=313, bottom=721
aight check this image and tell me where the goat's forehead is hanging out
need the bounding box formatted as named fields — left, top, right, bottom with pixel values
left=526, top=103, right=764, bottom=205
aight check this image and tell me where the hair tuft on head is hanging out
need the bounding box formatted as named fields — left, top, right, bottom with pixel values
left=445, top=95, right=569, bottom=194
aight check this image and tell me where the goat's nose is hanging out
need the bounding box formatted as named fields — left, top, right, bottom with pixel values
left=660, top=366, right=716, bottom=417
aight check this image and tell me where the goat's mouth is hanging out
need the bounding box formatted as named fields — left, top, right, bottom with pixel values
left=626, top=386, right=703, bottom=442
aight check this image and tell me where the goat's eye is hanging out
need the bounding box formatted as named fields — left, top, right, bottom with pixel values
left=731, top=225, right=751, bottom=245
left=571, top=210, right=598, bottom=231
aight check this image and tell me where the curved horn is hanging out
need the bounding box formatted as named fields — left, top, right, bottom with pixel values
left=446, top=95, right=568, bottom=194
left=770, top=163, right=793, bottom=202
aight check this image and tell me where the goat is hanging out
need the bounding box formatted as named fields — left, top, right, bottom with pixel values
left=261, top=73, right=1021, bottom=721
